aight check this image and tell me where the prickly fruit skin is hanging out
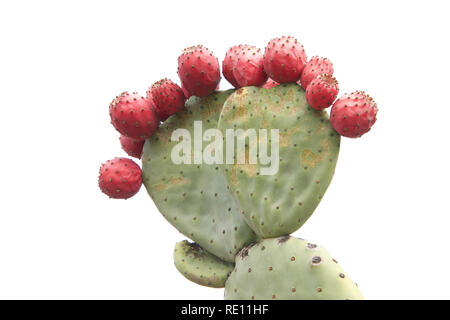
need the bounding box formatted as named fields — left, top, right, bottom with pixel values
left=300, top=56, right=334, bottom=89
left=330, top=91, right=378, bottom=138
left=145, top=89, right=160, bottom=119
left=225, top=236, right=363, bottom=300
left=233, top=46, right=268, bottom=87
left=119, top=135, right=144, bottom=159
left=218, top=84, right=340, bottom=238
left=150, top=79, right=186, bottom=121
left=222, top=45, right=244, bottom=88
left=109, top=92, right=159, bottom=140
left=174, top=240, right=234, bottom=288
left=181, top=85, right=191, bottom=99
left=306, top=75, right=339, bottom=110
left=263, top=36, right=307, bottom=83
left=177, top=45, right=221, bottom=97
left=142, top=91, right=258, bottom=262
left=98, top=157, right=142, bottom=199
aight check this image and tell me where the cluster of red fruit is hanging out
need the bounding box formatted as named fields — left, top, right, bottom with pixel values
left=99, top=35, right=378, bottom=199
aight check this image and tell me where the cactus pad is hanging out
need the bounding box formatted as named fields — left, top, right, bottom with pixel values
left=224, top=236, right=363, bottom=300
left=142, top=91, right=258, bottom=262
left=217, top=84, right=340, bottom=237
left=174, top=240, right=234, bottom=288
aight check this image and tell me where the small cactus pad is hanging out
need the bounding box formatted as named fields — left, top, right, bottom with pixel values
left=142, top=91, right=258, bottom=262
left=217, top=84, right=340, bottom=237
left=224, top=237, right=363, bottom=300
left=174, top=240, right=234, bottom=288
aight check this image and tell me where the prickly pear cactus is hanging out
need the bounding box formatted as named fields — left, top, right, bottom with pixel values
left=174, top=240, right=234, bottom=288
left=224, top=236, right=363, bottom=300
left=217, top=84, right=340, bottom=238
left=142, top=91, right=258, bottom=262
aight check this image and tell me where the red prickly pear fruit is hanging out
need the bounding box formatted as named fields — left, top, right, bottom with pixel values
left=119, top=135, right=145, bottom=159
left=109, top=92, right=159, bottom=140
left=261, top=78, right=279, bottom=89
left=233, top=45, right=268, bottom=87
left=98, top=157, right=142, bottom=199
left=305, top=74, right=339, bottom=110
left=300, top=56, right=334, bottom=89
left=177, top=45, right=221, bottom=97
left=263, top=36, right=307, bottom=83
left=150, top=79, right=186, bottom=121
left=330, top=91, right=378, bottom=138
left=181, top=82, right=218, bottom=99
left=222, top=45, right=245, bottom=88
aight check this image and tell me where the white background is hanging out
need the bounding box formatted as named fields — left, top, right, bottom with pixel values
left=0, top=0, right=449, bottom=300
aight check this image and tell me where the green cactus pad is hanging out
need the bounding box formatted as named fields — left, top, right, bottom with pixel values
left=174, top=240, right=234, bottom=288
left=142, top=91, right=258, bottom=262
left=217, top=84, right=340, bottom=238
left=224, top=236, right=363, bottom=300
